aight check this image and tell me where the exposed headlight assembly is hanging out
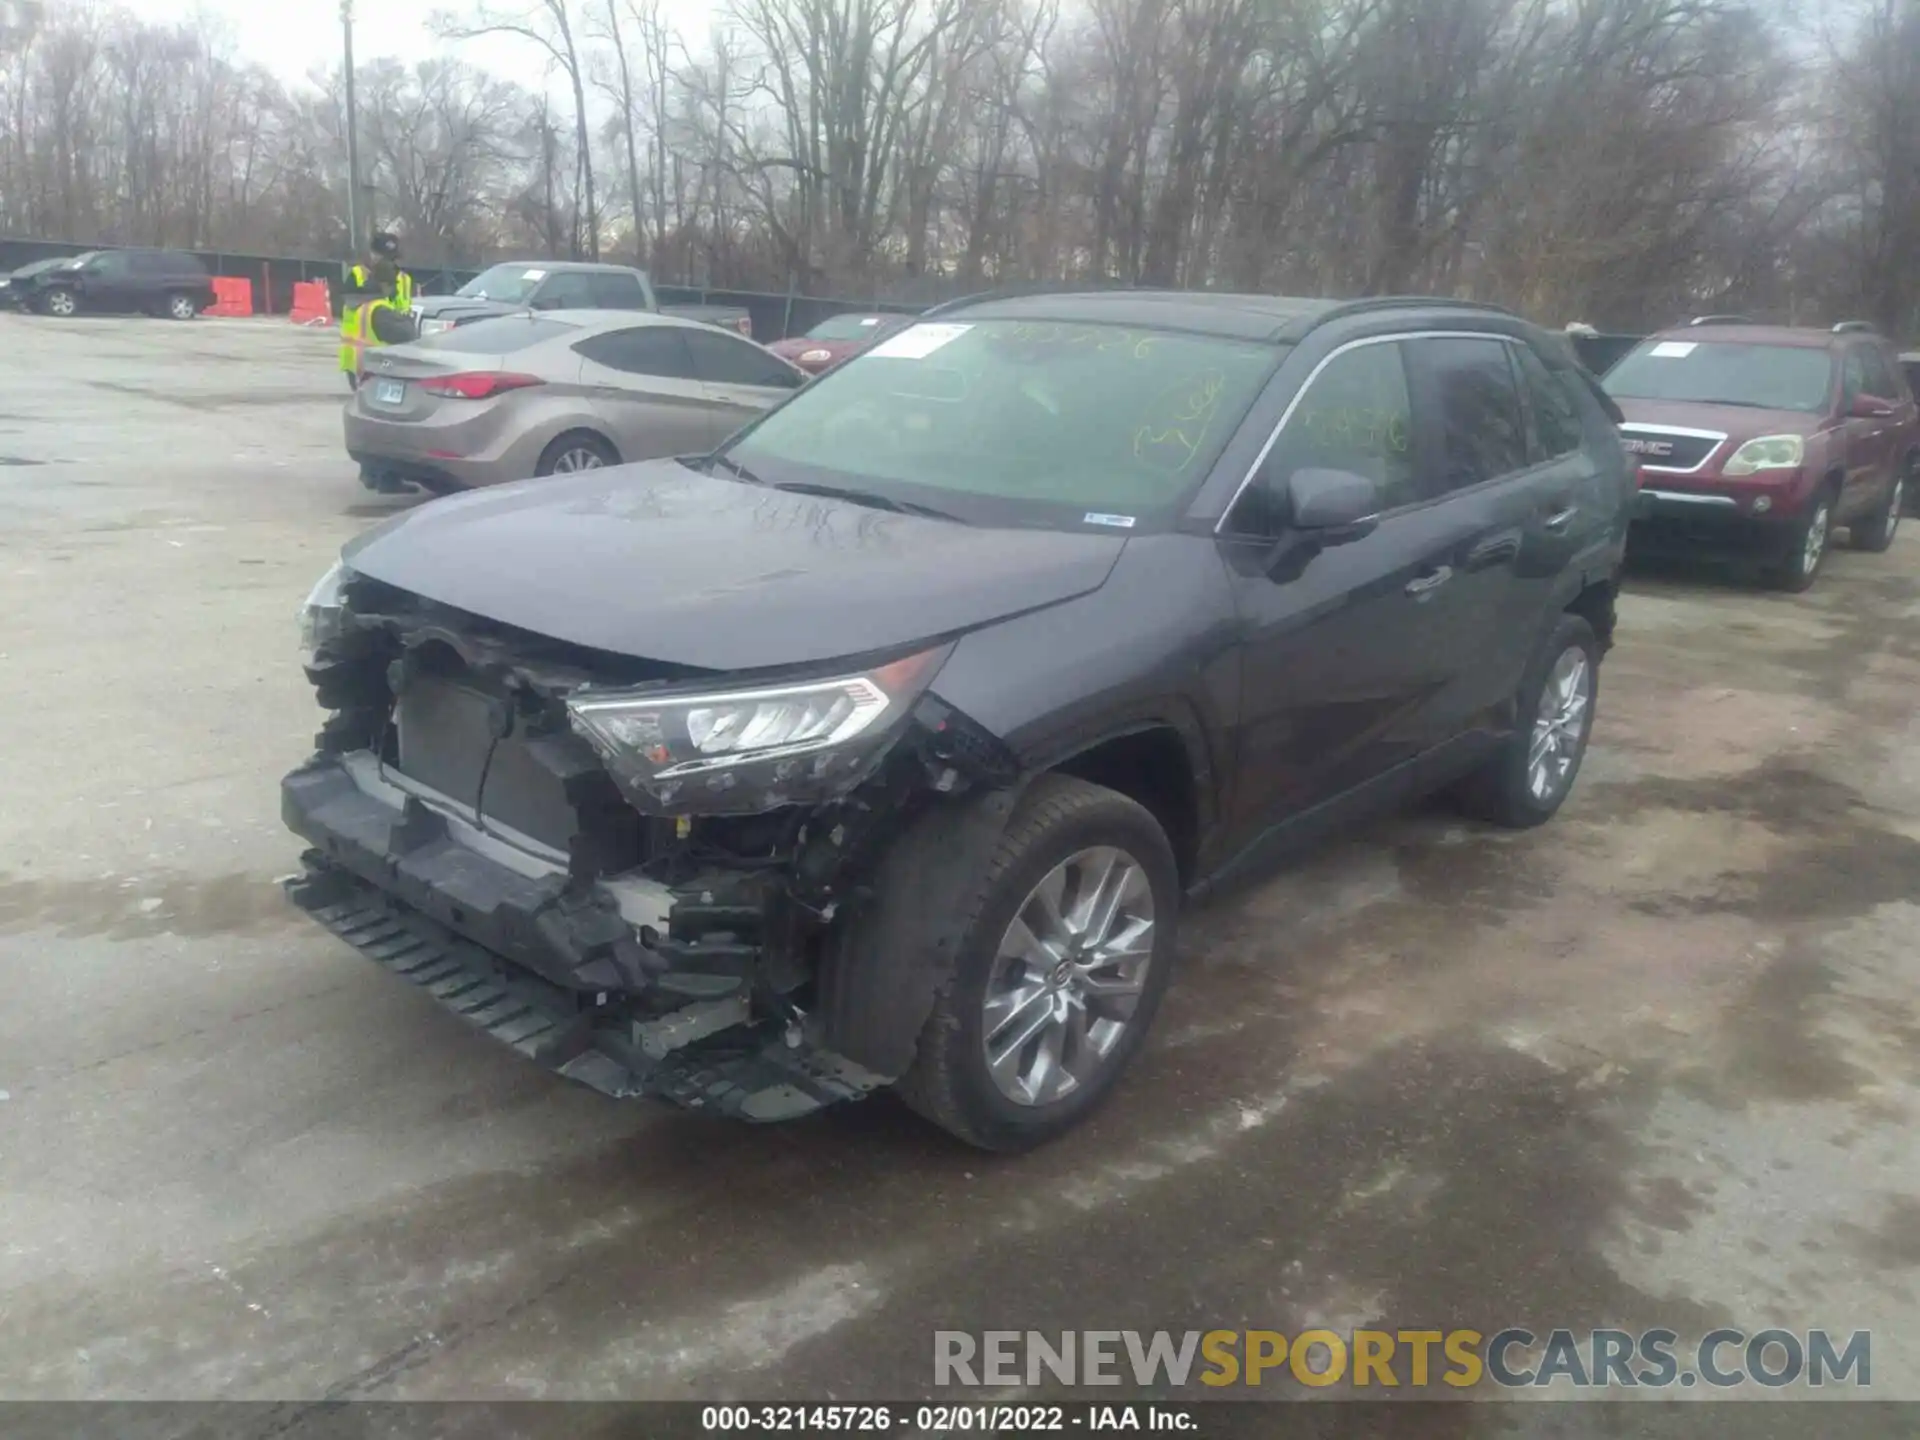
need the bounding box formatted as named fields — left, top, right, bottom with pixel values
left=567, top=645, right=952, bottom=814
left=299, top=560, right=351, bottom=663
left=1722, top=435, right=1804, bottom=476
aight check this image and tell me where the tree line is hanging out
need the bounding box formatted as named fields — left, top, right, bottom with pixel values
left=2, top=0, right=1918, bottom=334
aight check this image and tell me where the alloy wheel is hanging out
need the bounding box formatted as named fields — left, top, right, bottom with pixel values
left=552, top=447, right=605, bottom=473
left=1527, top=646, right=1591, bottom=803
left=169, top=295, right=195, bottom=320
left=1802, top=501, right=1831, bottom=576
left=46, top=290, right=74, bottom=316
left=981, top=846, right=1156, bottom=1108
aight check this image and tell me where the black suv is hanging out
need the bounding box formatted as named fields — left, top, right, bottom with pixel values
left=22, top=248, right=214, bottom=319
left=282, top=292, right=1633, bottom=1151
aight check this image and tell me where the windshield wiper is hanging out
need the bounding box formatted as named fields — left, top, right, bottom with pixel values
left=1687, top=397, right=1782, bottom=410
left=704, top=452, right=769, bottom=486
left=771, top=480, right=962, bottom=522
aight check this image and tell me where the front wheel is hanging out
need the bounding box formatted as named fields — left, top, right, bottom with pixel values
left=1772, top=487, right=1835, bottom=591
left=1455, top=612, right=1599, bottom=829
left=895, top=775, right=1180, bottom=1152
left=41, top=287, right=76, bottom=317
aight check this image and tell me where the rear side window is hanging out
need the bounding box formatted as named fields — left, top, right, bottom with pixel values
left=1242, top=341, right=1418, bottom=528
left=420, top=316, right=574, bottom=353
left=1511, top=343, right=1585, bottom=460
left=573, top=326, right=695, bottom=379
left=1410, top=336, right=1530, bottom=491
left=587, top=272, right=648, bottom=309
left=162, top=251, right=205, bottom=276
left=683, top=328, right=803, bottom=389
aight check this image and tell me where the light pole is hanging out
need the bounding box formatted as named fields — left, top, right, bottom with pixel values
left=342, top=0, right=361, bottom=256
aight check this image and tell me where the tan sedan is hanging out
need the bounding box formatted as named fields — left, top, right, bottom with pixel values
left=345, top=310, right=806, bottom=494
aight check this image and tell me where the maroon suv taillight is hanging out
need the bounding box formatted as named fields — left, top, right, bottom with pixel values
left=419, top=372, right=545, bottom=399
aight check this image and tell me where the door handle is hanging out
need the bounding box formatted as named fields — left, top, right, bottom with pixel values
left=1542, top=505, right=1578, bottom=533
left=1405, top=565, right=1453, bottom=597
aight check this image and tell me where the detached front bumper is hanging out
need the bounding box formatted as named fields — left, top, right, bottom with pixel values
left=281, top=752, right=885, bottom=1119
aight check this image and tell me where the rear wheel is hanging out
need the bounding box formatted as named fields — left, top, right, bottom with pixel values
left=41, top=287, right=76, bottom=317
left=165, top=291, right=198, bottom=321
left=1455, top=613, right=1599, bottom=829
left=535, top=432, right=618, bottom=476
left=1772, top=485, right=1836, bottom=591
left=895, top=775, right=1180, bottom=1152
left=1849, top=463, right=1907, bottom=554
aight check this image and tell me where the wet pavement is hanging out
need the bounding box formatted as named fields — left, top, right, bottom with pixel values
left=2, top=313, right=1919, bottom=1421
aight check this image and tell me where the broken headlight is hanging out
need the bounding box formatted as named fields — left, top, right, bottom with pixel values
left=299, top=560, right=351, bottom=663
left=567, top=645, right=952, bottom=814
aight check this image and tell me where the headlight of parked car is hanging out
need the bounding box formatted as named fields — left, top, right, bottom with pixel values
left=299, top=560, right=351, bottom=662
left=800, top=348, right=833, bottom=365
left=1722, top=435, right=1804, bottom=476
left=419, top=318, right=455, bottom=335
left=567, top=645, right=952, bottom=814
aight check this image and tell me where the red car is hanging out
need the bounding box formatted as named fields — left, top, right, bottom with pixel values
left=767, top=312, right=909, bottom=374
left=1604, top=319, right=1916, bottom=590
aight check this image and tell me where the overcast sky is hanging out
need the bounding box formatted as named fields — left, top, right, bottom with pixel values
left=112, top=0, right=722, bottom=92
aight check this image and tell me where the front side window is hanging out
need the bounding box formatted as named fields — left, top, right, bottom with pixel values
left=1860, top=345, right=1899, bottom=401
left=807, top=314, right=889, bottom=341
left=534, top=272, right=598, bottom=309
left=725, top=319, right=1280, bottom=529
left=1233, top=342, right=1417, bottom=533
left=1605, top=341, right=1834, bottom=414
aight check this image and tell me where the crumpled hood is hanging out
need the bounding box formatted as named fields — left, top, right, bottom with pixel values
left=340, top=461, right=1127, bottom=672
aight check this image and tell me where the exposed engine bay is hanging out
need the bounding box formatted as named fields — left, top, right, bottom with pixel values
left=282, top=569, right=1020, bottom=1120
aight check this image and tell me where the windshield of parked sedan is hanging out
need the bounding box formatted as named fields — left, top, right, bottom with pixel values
left=723, top=320, right=1281, bottom=528
left=806, top=314, right=888, bottom=341
left=456, top=264, right=547, bottom=304
left=1604, top=341, right=1834, bottom=413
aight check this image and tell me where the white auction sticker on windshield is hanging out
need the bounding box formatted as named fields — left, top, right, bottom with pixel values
left=1649, top=341, right=1697, bottom=358
left=522, top=268, right=548, bottom=280
left=859, top=316, right=880, bottom=326
left=871, top=323, right=972, bottom=359
left=1084, top=512, right=1136, bottom=528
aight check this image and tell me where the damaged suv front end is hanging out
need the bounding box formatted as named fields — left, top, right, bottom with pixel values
left=284, top=556, right=1023, bottom=1121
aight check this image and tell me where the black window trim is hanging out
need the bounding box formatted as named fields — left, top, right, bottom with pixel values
left=1215, top=328, right=1544, bottom=534
left=572, top=323, right=697, bottom=380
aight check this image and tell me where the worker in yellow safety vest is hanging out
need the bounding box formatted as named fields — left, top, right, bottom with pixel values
left=338, top=231, right=415, bottom=388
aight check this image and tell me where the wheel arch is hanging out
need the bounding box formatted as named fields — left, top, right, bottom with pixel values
left=536, top=426, right=622, bottom=473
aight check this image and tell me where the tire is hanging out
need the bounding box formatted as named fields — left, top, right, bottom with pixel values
left=165, top=291, right=198, bottom=320
left=535, top=431, right=618, bottom=476
left=41, top=287, right=76, bottom=317
left=894, top=774, right=1181, bottom=1152
left=1849, top=463, right=1907, bottom=554
left=1454, top=612, right=1600, bottom=830
left=1771, top=483, right=1836, bottom=592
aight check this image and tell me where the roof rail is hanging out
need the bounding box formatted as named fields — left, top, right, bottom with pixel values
left=1832, top=320, right=1878, bottom=335
left=917, top=281, right=1139, bottom=319
left=1688, top=314, right=1755, bottom=327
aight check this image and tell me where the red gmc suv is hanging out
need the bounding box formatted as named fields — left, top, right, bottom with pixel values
left=1604, top=318, right=1916, bottom=590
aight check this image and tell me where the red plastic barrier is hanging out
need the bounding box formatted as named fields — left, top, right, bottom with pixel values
left=289, top=280, right=331, bottom=326
left=205, top=275, right=254, bottom=317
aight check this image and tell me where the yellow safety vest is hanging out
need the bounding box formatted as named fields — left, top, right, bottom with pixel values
left=339, top=265, right=415, bottom=375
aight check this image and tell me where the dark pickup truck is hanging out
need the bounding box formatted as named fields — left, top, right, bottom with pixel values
left=412, top=261, right=754, bottom=339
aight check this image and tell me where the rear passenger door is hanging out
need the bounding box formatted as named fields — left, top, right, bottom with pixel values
left=572, top=325, right=722, bottom=457
left=681, top=328, right=807, bottom=439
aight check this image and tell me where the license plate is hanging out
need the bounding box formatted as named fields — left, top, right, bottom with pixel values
left=373, top=380, right=406, bottom=405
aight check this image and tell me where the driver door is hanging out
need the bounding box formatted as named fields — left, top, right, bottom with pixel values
left=1220, top=338, right=1467, bottom=837
left=81, top=251, right=135, bottom=311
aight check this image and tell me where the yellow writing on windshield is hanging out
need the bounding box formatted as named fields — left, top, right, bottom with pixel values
left=1133, top=370, right=1226, bottom=474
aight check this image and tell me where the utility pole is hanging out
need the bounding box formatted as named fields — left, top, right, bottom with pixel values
left=341, top=0, right=361, bottom=256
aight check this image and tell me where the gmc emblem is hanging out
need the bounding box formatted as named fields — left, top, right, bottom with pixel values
left=1622, top=437, right=1675, bottom=458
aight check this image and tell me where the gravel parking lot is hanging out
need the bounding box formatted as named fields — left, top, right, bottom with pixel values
left=4, top=312, right=1920, bottom=1420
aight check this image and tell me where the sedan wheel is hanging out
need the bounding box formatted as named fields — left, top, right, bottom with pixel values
left=44, top=289, right=76, bottom=317
left=550, top=446, right=605, bottom=474
left=982, top=846, right=1156, bottom=1108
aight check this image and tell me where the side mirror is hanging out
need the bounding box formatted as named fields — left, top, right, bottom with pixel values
left=1287, top=467, right=1381, bottom=538
left=1851, top=394, right=1896, bottom=420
